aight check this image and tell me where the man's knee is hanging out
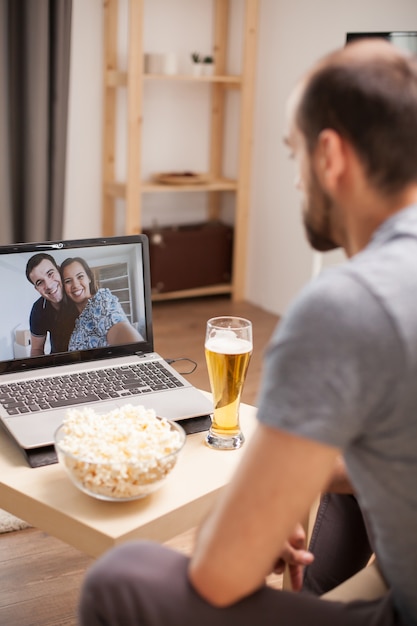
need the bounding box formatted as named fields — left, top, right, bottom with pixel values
left=79, top=541, right=193, bottom=626
left=82, top=540, right=190, bottom=600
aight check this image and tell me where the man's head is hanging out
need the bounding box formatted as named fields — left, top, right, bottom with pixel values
left=286, top=39, right=417, bottom=252
left=26, top=253, right=63, bottom=308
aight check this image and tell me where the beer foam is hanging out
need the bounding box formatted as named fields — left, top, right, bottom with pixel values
left=206, top=332, right=252, bottom=355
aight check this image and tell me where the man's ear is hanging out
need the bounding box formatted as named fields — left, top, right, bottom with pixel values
left=313, top=129, right=346, bottom=192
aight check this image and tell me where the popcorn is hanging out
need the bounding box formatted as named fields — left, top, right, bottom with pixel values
left=56, top=404, right=184, bottom=500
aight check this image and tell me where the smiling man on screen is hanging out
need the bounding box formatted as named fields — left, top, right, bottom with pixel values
left=26, top=253, right=77, bottom=356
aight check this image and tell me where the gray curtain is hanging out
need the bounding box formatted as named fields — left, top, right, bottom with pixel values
left=0, top=0, right=72, bottom=244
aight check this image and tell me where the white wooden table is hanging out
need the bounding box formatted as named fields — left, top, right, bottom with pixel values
left=0, top=399, right=257, bottom=557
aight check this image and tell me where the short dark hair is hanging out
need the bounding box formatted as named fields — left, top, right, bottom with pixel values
left=26, top=253, right=59, bottom=284
left=60, top=257, right=98, bottom=295
left=296, top=43, right=417, bottom=194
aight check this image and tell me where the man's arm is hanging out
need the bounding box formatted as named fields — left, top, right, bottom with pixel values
left=30, top=334, right=46, bottom=357
left=188, top=423, right=340, bottom=607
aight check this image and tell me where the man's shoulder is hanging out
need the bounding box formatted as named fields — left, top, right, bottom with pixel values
left=278, top=264, right=393, bottom=351
left=289, top=265, right=367, bottom=320
left=283, top=245, right=417, bottom=356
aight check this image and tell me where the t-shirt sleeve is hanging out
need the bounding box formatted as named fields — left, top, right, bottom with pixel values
left=256, top=271, right=404, bottom=449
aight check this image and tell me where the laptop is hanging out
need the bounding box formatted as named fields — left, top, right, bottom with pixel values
left=0, top=235, right=213, bottom=458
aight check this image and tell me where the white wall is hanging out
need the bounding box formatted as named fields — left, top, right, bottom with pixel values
left=246, top=0, right=417, bottom=315
left=64, top=0, right=417, bottom=316
left=63, top=0, right=103, bottom=239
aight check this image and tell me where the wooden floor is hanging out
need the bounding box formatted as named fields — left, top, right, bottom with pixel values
left=0, top=296, right=280, bottom=626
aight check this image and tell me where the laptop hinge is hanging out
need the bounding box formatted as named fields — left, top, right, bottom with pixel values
left=135, top=351, right=148, bottom=358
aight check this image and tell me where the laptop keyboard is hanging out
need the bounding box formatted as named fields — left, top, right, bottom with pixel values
left=0, top=362, right=185, bottom=416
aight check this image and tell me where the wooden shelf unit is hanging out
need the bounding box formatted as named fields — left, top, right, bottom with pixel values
left=102, top=0, right=259, bottom=301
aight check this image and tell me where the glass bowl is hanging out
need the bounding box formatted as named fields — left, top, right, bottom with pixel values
left=54, top=415, right=186, bottom=502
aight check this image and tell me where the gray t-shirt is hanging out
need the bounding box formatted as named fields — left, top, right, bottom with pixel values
left=257, top=204, right=417, bottom=626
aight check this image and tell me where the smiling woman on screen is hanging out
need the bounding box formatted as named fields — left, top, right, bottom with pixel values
left=60, top=257, right=142, bottom=351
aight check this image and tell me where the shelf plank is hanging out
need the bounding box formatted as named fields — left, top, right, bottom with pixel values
left=106, top=69, right=127, bottom=87
left=104, top=178, right=237, bottom=197
left=104, top=181, right=125, bottom=198
left=105, top=70, right=241, bottom=87
left=145, top=73, right=241, bottom=85
left=142, top=177, right=237, bottom=193
left=151, top=284, right=233, bottom=301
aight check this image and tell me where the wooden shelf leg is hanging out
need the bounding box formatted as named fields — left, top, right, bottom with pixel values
left=102, top=0, right=119, bottom=236
left=232, top=0, right=259, bottom=301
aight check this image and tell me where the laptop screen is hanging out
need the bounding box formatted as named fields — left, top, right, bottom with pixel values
left=0, top=235, right=154, bottom=375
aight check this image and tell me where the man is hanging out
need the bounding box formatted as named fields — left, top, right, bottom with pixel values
left=26, top=253, right=77, bottom=355
left=78, top=39, right=417, bottom=626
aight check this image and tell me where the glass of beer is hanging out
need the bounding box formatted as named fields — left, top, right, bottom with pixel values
left=205, top=316, right=253, bottom=450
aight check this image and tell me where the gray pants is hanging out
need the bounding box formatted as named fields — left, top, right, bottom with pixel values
left=78, top=494, right=404, bottom=626
left=303, top=493, right=374, bottom=595
left=78, top=541, right=401, bottom=626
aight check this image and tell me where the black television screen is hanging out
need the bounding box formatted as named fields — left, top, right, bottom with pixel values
left=346, top=31, right=417, bottom=55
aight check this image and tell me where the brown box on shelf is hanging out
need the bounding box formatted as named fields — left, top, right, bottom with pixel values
left=143, top=221, right=233, bottom=294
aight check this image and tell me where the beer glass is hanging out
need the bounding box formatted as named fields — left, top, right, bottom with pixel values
left=205, top=316, right=253, bottom=450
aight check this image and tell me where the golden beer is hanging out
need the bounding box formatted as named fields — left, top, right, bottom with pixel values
left=205, top=342, right=252, bottom=437
left=205, top=316, right=252, bottom=450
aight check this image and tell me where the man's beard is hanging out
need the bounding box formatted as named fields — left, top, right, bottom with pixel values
left=303, top=216, right=339, bottom=251
left=302, top=174, right=339, bottom=252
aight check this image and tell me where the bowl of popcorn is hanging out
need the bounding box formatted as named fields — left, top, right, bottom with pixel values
left=54, top=404, right=186, bottom=501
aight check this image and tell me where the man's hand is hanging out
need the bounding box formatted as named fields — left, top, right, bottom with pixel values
left=272, top=523, right=314, bottom=591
